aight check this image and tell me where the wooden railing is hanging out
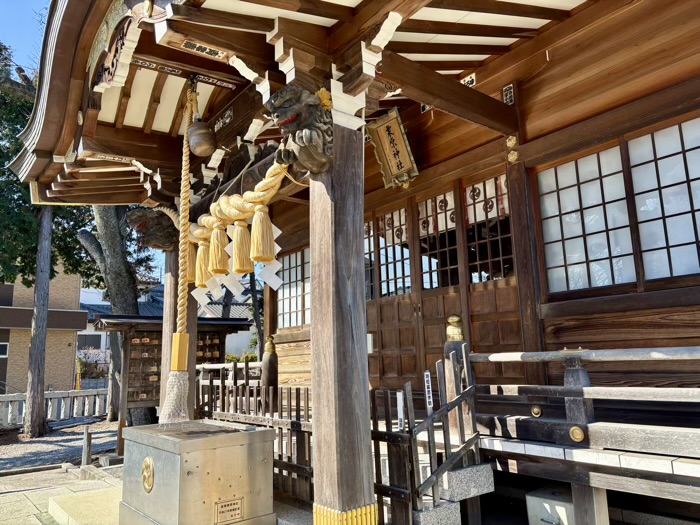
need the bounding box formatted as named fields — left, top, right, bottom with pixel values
left=0, top=389, right=108, bottom=428
left=470, top=346, right=700, bottom=458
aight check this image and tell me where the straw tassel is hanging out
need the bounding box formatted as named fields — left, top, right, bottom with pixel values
left=195, top=240, right=212, bottom=288
left=233, top=220, right=255, bottom=274
left=208, top=202, right=230, bottom=274
left=251, top=204, right=275, bottom=263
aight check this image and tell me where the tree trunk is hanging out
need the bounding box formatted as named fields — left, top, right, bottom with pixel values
left=25, top=206, right=53, bottom=438
left=221, top=288, right=233, bottom=318
left=249, top=274, right=264, bottom=360
left=106, top=332, right=122, bottom=421
left=78, top=206, right=140, bottom=422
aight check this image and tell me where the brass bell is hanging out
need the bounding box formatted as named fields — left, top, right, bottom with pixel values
left=188, top=120, right=217, bottom=157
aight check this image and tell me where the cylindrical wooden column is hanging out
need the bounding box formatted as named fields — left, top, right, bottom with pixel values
left=310, top=124, right=376, bottom=522
left=159, top=249, right=179, bottom=408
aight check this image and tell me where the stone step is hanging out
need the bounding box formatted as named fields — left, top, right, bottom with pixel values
left=275, top=501, right=313, bottom=525
left=413, top=500, right=461, bottom=525
left=48, top=486, right=120, bottom=525
left=442, top=464, right=494, bottom=502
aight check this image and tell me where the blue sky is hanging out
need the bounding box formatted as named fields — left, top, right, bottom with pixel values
left=2, top=0, right=49, bottom=75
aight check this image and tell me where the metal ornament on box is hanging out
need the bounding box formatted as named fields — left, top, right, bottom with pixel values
left=366, top=108, right=419, bottom=189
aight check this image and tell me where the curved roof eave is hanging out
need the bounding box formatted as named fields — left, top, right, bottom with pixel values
left=9, top=0, right=113, bottom=183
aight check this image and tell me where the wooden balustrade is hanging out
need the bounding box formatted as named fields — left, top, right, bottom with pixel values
left=0, top=389, right=108, bottom=428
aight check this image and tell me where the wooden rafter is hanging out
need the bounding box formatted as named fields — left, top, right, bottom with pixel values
left=386, top=42, right=510, bottom=55
left=236, top=0, right=353, bottom=21
left=427, top=0, right=570, bottom=21
left=52, top=178, right=143, bottom=190
left=169, top=82, right=189, bottom=137
left=115, top=65, right=138, bottom=129
left=399, top=19, right=538, bottom=38
left=378, top=50, right=518, bottom=134
left=329, top=0, right=433, bottom=53
left=166, top=4, right=275, bottom=33
left=143, top=72, right=168, bottom=134
left=47, top=183, right=147, bottom=198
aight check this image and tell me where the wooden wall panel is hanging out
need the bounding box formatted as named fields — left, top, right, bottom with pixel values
left=544, top=305, right=700, bottom=387
left=276, top=339, right=311, bottom=387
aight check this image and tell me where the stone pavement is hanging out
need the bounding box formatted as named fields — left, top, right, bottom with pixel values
left=0, top=466, right=120, bottom=525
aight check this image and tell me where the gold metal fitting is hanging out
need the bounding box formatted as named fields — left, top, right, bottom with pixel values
left=142, top=457, right=155, bottom=494
left=313, top=503, right=378, bottom=525
left=506, top=135, right=518, bottom=149
left=531, top=405, right=542, bottom=418
left=507, top=150, right=520, bottom=163
left=569, top=426, right=585, bottom=443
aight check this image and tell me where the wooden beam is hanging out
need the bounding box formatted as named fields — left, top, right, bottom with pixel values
left=79, top=125, right=183, bottom=169
left=52, top=178, right=143, bottom=191
left=133, top=35, right=245, bottom=85
left=210, top=83, right=263, bottom=150
left=428, top=0, right=570, bottom=21
left=329, top=0, right=433, bottom=54
left=238, top=0, right=353, bottom=21
left=378, top=51, right=518, bottom=134
left=47, top=183, right=146, bottom=198
left=517, top=76, right=700, bottom=167
left=165, top=4, right=275, bottom=33
left=143, top=72, right=168, bottom=134
left=169, top=82, right=189, bottom=137
left=155, top=19, right=276, bottom=70
left=386, top=42, right=509, bottom=55
left=400, top=19, right=538, bottom=38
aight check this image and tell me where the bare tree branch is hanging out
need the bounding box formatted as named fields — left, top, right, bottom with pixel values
left=77, top=228, right=106, bottom=275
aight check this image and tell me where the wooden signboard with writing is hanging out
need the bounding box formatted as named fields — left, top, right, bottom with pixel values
left=366, top=108, right=419, bottom=189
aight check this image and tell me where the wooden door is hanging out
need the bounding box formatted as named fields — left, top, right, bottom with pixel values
left=376, top=294, right=421, bottom=389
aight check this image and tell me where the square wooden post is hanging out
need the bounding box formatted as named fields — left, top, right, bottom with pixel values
left=310, top=123, right=376, bottom=522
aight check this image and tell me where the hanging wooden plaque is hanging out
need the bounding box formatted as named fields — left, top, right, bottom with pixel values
left=366, top=108, right=419, bottom=189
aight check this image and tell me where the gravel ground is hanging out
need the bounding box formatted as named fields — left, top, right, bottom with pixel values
left=0, top=419, right=118, bottom=472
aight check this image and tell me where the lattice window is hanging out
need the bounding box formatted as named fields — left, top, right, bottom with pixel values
left=377, top=208, right=412, bottom=297
left=277, top=248, right=311, bottom=329
left=538, top=147, right=636, bottom=293
left=364, top=221, right=376, bottom=300
left=417, top=191, right=459, bottom=289
left=464, top=175, right=513, bottom=283
left=629, top=117, right=700, bottom=280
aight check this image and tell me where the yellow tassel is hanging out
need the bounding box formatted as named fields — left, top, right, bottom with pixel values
left=209, top=223, right=230, bottom=274
left=196, top=240, right=213, bottom=288
left=186, top=242, right=197, bottom=283
left=251, top=204, right=275, bottom=263
left=232, top=220, right=254, bottom=274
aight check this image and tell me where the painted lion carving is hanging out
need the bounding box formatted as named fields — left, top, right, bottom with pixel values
left=264, top=85, right=333, bottom=174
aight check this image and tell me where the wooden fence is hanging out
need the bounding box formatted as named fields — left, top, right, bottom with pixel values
left=0, top=389, right=108, bottom=428
left=197, top=347, right=483, bottom=521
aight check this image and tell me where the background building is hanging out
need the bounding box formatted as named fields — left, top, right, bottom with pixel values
left=0, top=270, right=87, bottom=393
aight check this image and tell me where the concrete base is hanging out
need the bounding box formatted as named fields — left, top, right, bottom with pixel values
left=442, top=464, right=494, bottom=502
left=119, top=502, right=276, bottom=525
left=413, top=501, right=461, bottom=525
left=48, top=487, right=121, bottom=525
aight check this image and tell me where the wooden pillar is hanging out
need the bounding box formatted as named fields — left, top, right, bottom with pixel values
left=506, top=161, right=547, bottom=385
left=564, top=355, right=610, bottom=524
left=159, top=249, right=178, bottom=409
left=187, top=284, right=198, bottom=420
left=310, top=123, right=376, bottom=521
